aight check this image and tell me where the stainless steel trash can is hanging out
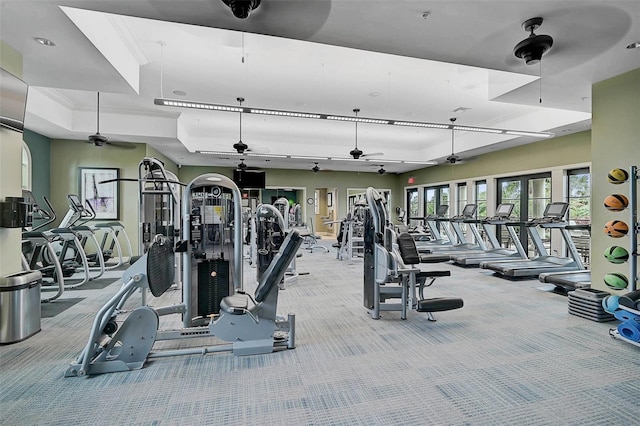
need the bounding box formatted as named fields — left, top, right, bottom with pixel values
left=0, top=270, right=42, bottom=344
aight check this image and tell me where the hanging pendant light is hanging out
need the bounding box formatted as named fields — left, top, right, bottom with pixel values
left=233, top=97, right=248, bottom=154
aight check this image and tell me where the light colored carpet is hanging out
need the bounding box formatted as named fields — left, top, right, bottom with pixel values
left=1, top=240, right=639, bottom=425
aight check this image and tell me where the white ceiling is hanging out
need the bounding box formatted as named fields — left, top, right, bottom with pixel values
left=1, top=1, right=639, bottom=173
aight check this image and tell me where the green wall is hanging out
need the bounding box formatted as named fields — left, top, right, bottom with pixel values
left=49, top=139, right=147, bottom=253
left=178, top=165, right=402, bottom=223
left=591, top=67, right=640, bottom=293
left=23, top=129, right=51, bottom=202
left=399, top=130, right=591, bottom=185
left=0, top=40, right=24, bottom=275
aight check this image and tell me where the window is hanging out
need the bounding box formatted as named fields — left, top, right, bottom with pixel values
left=21, top=142, right=31, bottom=191
left=567, top=167, right=591, bottom=264
left=475, top=180, right=487, bottom=218
left=567, top=168, right=590, bottom=224
left=406, top=188, right=419, bottom=226
left=424, top=185, right=449, bottom=216
left=456, top=183, right=467, bottom=215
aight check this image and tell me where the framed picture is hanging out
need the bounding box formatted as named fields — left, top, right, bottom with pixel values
left=327, top=192, right=333, bottom=207
left=79, top=167, right=119, bottom=220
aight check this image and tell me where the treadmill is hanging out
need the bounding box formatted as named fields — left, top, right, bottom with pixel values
left=479, top=202, right=585, bottom=278
left=538, top=223, right=591, bottom=293
left=416, top=204, right=493, bottom=262
left=450, top=203, right=528, bottom=266
left=413, top=204, right=455, bottom=249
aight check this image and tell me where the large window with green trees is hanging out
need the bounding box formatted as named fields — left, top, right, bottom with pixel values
left=457, top=183, right=467, bottom=215
left=475, top=180, right=487, bottom=218
left=567, top=167, right=591, bottom=263
left=406, top=188, right=419, bottom=226
left=567, top=168, right=590, bottom=224
left=424, top=185, right=449, bottom=216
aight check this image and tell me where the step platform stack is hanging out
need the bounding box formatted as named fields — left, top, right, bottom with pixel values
left=568, top=288, right=615, bottom=322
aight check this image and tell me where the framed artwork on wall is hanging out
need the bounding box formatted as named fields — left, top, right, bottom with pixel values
left=78, top=167, right=119, bottom=220
left=327, top=192, right=333, bottom=207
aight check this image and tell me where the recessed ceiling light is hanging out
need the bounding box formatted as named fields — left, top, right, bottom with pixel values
left=34, top=37, right=55, bottom=47
left=421, top=11, right=431, bottom=20
left=172, top=90, right=187, bottom=96
left=626, top=41, right=640, bottom=49
left=369, top=91, right=381, bottom=97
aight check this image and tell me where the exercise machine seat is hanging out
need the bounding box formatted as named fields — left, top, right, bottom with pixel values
left=397, top=232, right=463, bottom=313
left=417, top=297, right=464, bottom=312
left=220, top=230, right=303, bottom=315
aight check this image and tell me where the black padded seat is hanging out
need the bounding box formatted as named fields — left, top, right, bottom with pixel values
left=417, top=270, right=451, bottom=279
left=417, top=297, right=464, bottom=312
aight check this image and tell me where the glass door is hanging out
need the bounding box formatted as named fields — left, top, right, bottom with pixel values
left=498, top=173, right=551, bottom=256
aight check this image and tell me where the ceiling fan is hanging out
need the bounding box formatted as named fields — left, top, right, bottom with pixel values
left=236, top=158, right=263, bottom=171
left=349, top=108, right=384, bottom=159
left=87, top=92, right=135, bottom=149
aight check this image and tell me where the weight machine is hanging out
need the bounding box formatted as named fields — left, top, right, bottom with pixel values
left=363, top=187, right=463, bottom=320
left=65, top=173, right=301, bottom=377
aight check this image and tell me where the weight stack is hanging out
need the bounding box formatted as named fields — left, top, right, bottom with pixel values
left=567, top=288, right=615, bottom=322
left=197, top=259, right=230, bottom=317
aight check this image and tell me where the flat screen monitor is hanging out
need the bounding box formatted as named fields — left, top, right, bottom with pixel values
left=543, top=202, right=568, bottom=218
left=0, top=68, right=28, bottom=133
left=436, top=204, right=449, bottom=216
left=496, top=203, right=514, bottom=216
left=461, top=204, right=477, bottom=216
left=233, top=169, right=266, bottom=189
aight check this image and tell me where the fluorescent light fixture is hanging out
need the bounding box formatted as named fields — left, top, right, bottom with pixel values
left=198, top=150, right=288, bottom=159
left=393, top=121, right=449, bottom=129
left=326, top=115, right=389, bottom=124
left=453, top=125, right=502, bottom=134
left=505, top=130, right=554, bottom=138
left=199, top=150, right=243, bottom=155
left=155, top=97, right=554, bottom=139
left=251, top=109, right=321, bottom=119
left=245, top=153, right=288, bottom=158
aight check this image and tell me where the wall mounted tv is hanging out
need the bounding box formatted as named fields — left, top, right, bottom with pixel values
left=233, top=169, right=266, bottom=189
left=0, top=68, right=29, bottom=133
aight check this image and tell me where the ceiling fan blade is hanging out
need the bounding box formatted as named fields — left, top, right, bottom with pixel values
left=361, top=152, right=384, bottom=158
left=106, top=141, right=137, bottom=150
left=246, top=145, right=271, bottom=154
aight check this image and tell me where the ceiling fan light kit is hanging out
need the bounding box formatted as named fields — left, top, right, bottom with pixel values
left=513, top=17, right=554, bottom=65
left=221, top=0, right=261, bottom=19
